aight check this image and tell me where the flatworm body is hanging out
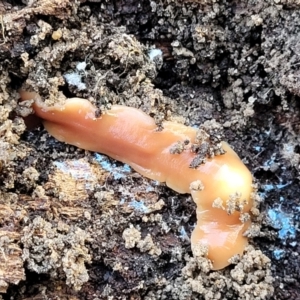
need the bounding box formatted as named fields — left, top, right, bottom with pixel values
left=20, top=90, right=253, bottom=270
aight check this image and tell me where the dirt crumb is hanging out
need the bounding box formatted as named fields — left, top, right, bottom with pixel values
left=21, top=166, right=39, bottom=187
left=21, top=216, right=91, bottom=291
left=122, top=225, right=142, bottom=249
left=137, top=234, right=162, bottom=256
left=180, top=245, right=274, bottom=300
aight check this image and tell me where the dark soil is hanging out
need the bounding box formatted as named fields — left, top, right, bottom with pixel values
left=0, top=0, right=299, bottom=299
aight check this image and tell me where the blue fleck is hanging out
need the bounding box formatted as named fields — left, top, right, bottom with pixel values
left=264, top=184, right=274, bottom=192
left=128, top=200, right=149, bottom=213
left=273, top=249, right=285, bottom=260
left=276, top=182, right=291, bottom=189
left=179, top=226, right=188, bottom=240
left=112, top=172, right=124, bottom=180
left=146, top=186, right=155, bottom=192
left=267, top=208, right=296, bottom=240
left=263, top=158, right=275, bottom=167
left=53, top=160, right=96, bottom=190
left=254, top=146, right=261, bottom=151
left=263, top=181, right=291, bottom=193
left=94, top=153, right=114, bottom=171
left=258, top=192, right=266, bottom=200
left=94, top=153, right=131, bottom=180
left=123, top=164, right=131, bottom=172
left=53, top=160, right=91, bottom=180
left=54, top=161, right=67, bottom=172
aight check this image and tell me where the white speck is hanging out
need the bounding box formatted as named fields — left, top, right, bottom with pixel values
left=148, top=49, right=163, bottom=61
left=76, top=61, right=87, bottom=71
left=64, top=73, right=86, bottom=90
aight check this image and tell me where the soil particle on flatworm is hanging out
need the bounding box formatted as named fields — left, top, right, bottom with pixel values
left=1, top=0, right=300, bottom=299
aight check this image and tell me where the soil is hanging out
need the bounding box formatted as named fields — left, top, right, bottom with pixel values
left=0, top=0, right=299, bottom=299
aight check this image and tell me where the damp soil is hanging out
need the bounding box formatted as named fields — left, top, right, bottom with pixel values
left=0, top=0, right=300, bottom=299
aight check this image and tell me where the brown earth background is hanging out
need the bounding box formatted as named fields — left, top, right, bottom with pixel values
left=0, top=0, right=300, bottom=299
